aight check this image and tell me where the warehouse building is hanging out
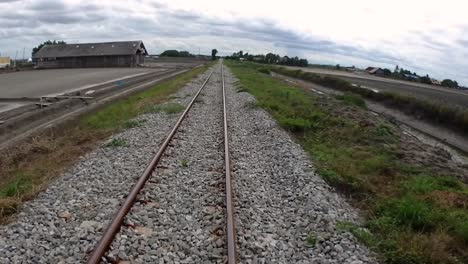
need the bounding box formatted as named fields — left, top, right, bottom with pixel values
left=33, top=40, right=148, bottom=68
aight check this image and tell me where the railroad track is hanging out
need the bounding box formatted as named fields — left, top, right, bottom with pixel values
left=87, top=61, right=237, bottom=263
left=0, top=67, right=192, bottom=150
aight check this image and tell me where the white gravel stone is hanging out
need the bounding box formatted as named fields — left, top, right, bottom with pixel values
left=223, top=65, right=378, bottom=263
left=0, top=63, right=378, bottom=263
left=0, top=68, right=214, bottom=264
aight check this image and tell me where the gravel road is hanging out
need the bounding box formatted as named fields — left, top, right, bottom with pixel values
left=287, top=66, right=468, bottom=108
left=0, top=63, right=377, bottom=263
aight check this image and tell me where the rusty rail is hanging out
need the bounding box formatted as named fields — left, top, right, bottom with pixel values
left=86, top=69, right=214, bottom=264
left=222, top=61, right=237, bottom=263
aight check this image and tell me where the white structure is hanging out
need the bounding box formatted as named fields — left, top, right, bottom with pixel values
left=0, top=57, right=11, bottom=68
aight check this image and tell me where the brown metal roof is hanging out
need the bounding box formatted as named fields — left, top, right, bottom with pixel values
left=33, top=41, right=148, bottom=58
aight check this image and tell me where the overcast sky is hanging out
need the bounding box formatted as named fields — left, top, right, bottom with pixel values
left=1, top=0, right=467, bottom=85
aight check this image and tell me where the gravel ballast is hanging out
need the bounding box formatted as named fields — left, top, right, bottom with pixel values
left=0, top=68, right=214, bottom=263
left=0, top=62, right=377, bottom=263
left=106, top=64, right=227, bottom=263
left=224, top=65, right=377, bottom=264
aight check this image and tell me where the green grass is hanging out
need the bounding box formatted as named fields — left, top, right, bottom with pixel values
left=0, top=178, right=32, bottom=198
left=336, top=92, right=366, bottom=108
left=105, top=138, right=128, bottom=147
left=307, top=233, right=317, bottom=246
left=226, top=60, right=468, bottom=264
left=150, top=102, right=185, bottom=114
left=124, top=119, right=147, bottom=128
left=258, top=68, right=271, bottom=74
left=271, top=66, right=468, bottom=134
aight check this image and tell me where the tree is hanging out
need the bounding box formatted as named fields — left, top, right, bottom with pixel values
left=211, top=49, right=218, bottom=60
left=32, top=40, right=66, bottom=56
left=394, top=65, right=399, bottom=73
left=420, top=74, right=432, bottom=84
left=160, top=50, right=180, bottom=57
left=178, top=51, right=192, bottom=57
left=441, top=79, right=458, bottom=88
left=383, top=68, right=392, bottom=76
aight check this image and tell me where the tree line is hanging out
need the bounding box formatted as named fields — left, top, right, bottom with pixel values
left=379, top=65, right=460, bottom=88
left=32, top=40, right=66, bottom=56
left=160, top=50, right=194, bottom=57
left=225, top=50, right=308, bottom=67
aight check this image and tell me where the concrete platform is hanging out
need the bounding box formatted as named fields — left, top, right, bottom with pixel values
left=0, top=68, right=160, bottom=98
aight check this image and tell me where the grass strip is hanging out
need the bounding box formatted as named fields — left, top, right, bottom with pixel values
left=226, top=60, right=468, bottom=264
left=0, top=63, right=212, bottom=221
left=269, top=66, right=468, bottom=135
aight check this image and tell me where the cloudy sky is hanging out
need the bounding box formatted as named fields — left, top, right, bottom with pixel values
left=1, top=0, right=467, bottom=84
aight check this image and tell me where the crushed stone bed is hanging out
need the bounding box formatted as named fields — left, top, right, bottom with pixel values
left=224, top=66, right=377, bottom=264
left=106, top=64, right=226, bottom=263
left=0, top=68, right=213, bottom=264
left=0, top=63, right=377, bottom=263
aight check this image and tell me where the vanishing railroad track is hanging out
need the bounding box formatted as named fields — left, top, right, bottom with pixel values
left=87, top=61, right=237, bottom=263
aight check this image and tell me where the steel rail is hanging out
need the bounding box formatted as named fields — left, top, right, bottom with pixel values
left=87, top=69, right=215, bottom=264
left=222, top=61, right=237, bottom=263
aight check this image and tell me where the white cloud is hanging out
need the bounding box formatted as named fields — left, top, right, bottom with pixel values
left=0, top=0, right=467, bottom=84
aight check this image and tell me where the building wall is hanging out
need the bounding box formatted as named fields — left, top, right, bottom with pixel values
left=0, top=57, right=11, bottom=68
left=36, top=55, right=143, bottom=68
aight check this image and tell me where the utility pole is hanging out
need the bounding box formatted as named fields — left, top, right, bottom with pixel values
left=14, top=50, right=18, bottom=67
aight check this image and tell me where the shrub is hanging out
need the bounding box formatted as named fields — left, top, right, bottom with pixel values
left=379, top=195, right=438, bottom=231
left=258, top=68, right=270, bottom=74
left=336, top=93, right=366, bottom=108
left=278, top=117, right=312, bottom=132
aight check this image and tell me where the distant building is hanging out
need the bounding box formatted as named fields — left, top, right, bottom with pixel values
left=252, top=56, right=264, bottom=62
left=0, top=57, right=11, bottom=68
left=404, top=73, right=419, bottom=80
left=366, top=67, right=385, bottom=77
left=431, top=78, right=441, bottom=85
left=33, top=40, right=148, bottom=68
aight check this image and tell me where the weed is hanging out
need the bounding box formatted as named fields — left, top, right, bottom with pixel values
left=150, top=103, right=185, bottom=114
left=378, top=195, right=438, bottom=231
left=124, top=119, right=146, bottom=128
left=105, top=138, right=128, bottom=147
left=236, top=86, right=248, bottom=93
left=244, top=101, right=259, bottom=109
left=258, top=68, right=270, bottom=74
left=336, top=93, right=366, bottom=108
left=278, top=116, right=312, bottom=132
left=337, top=221, right=376, bottom=247
left=402, top=176, right=463, bottom=195
left=181, top=159, right=188, bottom=167
left=0, top=178, right=31, bottom=198
left=307, top=233, right=317, bottom=246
